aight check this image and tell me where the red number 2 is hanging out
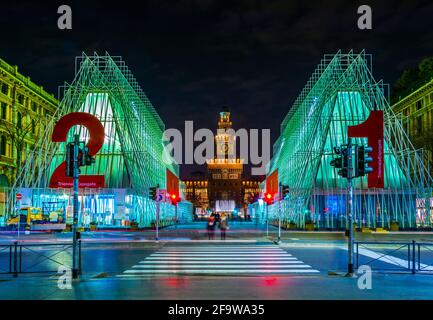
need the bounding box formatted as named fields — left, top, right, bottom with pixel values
left=49, top=112, right=105, bottom=188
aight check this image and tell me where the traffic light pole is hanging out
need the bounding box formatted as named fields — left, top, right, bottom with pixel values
left=72, top=134, right=80, bottom=279
left=175, top=204, right=178, bottom=229
left=277, top=184, right=281, bottom=243
left=155, top=190, right=159, bottom=241
left=347, top=140, right=354, bottom=276
left=266, top=203, right=269, bottom=238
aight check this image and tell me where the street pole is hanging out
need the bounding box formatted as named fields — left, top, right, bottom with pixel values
left=277, top=184, right=281, bottom=243
left=17, top=199, right=20, bottom=240
left=266, top=203, right=269, bottom=238
left=72, top=134, right=80, bottom=279
left=347, top=140, right=354, bottom=276
left=175, top=203, right=178, bottom=229
left=155, top=189, right=159, bottom=241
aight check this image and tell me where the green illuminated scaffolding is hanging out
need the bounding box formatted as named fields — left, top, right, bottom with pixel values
left=9, top=53, right=182, bottom=227
left=265, top=51, right=433, bottom=229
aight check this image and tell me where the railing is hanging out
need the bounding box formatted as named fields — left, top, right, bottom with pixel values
left=416, top=242, right=433, bottom=274
left=0, top=241, right=81, bottom=277
left=0, top=244, right=12, bottom=274
left=355, top=240, right=433, bottom=274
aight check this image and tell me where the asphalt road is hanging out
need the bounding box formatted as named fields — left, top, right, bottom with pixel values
left=0, top=222, right=433, bottom=299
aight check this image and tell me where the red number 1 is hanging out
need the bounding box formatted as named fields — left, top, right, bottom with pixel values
left=348, top=110, right=384, bottom=188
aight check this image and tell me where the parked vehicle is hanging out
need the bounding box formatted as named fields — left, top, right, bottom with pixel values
left=7, top=207, right=66, bottom=231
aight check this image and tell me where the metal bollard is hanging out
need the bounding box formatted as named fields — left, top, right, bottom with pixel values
left=78, top=240, right=82, bottom=275
left=412, top=240, right=416, bottom=274
left=13, top=241, right=18, bottom=277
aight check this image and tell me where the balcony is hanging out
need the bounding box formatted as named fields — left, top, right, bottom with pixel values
left=0, top=155, right=14, bottom=165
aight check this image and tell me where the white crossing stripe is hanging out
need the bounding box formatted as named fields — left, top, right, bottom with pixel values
left=131, top=264, right=311, bottom=269
left=151, top=254, right=292, bottom=257
left=118, top=245, right=320, bottom=276
left=144, top=257, right=298, bottom=261
left=139, top=260, right=304, bottom=264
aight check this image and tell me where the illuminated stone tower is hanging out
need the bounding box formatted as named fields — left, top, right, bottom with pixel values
left=207, top=108, right=244, bottom=213
left=215, top=110, right=235, bottom=159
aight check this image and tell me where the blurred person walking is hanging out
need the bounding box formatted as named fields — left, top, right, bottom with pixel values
left=219, top=213, right=229, bottom=240
left=207, top=213, right=216, bottom=240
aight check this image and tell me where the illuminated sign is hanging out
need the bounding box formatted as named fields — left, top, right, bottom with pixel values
left=49, top=112, right=105, bottom=189
left=348, top=110, right=384, bottom=188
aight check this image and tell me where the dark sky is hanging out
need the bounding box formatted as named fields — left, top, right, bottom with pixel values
left=1, top=0, right=433, bottom=179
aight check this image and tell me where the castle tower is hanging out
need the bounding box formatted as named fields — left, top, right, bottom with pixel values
left=207, top=108, right=243, bottom=214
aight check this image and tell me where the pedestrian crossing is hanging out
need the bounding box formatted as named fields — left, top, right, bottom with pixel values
left=117, top=244, right=320, bottom=277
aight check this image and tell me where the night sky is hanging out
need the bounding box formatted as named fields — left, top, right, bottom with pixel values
left=1, top=0, right=433, bottom=178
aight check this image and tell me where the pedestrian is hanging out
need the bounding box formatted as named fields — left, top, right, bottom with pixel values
left=219, top=213, right=229, bottom=240
left=207, top=213, right=216, bottom=240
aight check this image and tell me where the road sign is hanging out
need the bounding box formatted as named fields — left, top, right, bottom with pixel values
left=157, top=189, right=166, bottom=202
left=16, top=193, right=22, bottom=201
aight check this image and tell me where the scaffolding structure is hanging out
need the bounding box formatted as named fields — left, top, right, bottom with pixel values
left=266, top=51, right=433, bottom=230
left=5, top=53, right=184, bottom=228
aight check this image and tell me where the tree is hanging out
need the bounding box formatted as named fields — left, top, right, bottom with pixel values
left=392, top=57, right=433, bottom=103
left=393, top=67, right=420, bottom=103
left=419, top=57, right=433, bottom=82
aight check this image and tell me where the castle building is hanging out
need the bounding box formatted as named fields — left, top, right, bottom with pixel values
left=182, top=109, right=263, bottom=218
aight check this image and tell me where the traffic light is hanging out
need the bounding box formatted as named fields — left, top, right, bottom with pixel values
left=355, top=145, right=373, bottom=177
left=281, top=185, right=289, bottom=199
left=149, top=187, right=157, bottom=200
left=170, top=193, right=180, bottom=205
left=65, top=142, right=75, bottom=177
left=263, top=192, right=274, bottom=205
left=330, top=146, right=348, bottom=178
left=82, top=147, right=96, bottom=166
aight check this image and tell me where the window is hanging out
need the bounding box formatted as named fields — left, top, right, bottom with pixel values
left=31, top=101, right=37, bottom=112
left=416, top=116, right=423, bottom=135
left=1, top=103, right=6, bottom=120
left=17, top=112, right=22, bottom=128
left=1, top=83, right=8, bottom=95
left=31, top=119, right=36, bottom=134
left=0, top=136, right=6, bottom=156
left=416, top=100, right=422, bottom=111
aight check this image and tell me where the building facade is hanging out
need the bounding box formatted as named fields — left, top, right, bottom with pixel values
left=0, top=58, right=58, bottom=188
left=392, top=78, right=433, bottom=176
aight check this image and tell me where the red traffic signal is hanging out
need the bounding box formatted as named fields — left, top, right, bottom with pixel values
left=169, top=193, right=180, bottom=205
left=263, top=192, right=274, bottom=205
